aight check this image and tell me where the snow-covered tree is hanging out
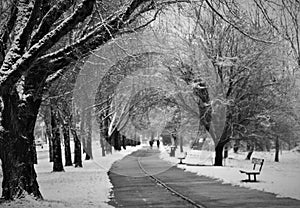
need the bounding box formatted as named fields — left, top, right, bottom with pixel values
left=164, top=1, right=300, bottom=165
left=0, top=0, right=182, bottom=200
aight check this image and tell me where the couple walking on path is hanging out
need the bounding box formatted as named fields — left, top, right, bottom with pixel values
left=149, top=139, right=160, bottom=149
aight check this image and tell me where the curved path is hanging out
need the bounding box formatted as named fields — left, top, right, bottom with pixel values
left=108, top=147, right=300, bottom=208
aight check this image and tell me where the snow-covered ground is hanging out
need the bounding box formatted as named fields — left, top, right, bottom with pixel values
left=1, top=142, right=299, bottom=207
left=0, top=142, right=142, bottom=208
left=160, top=145, right=300, bottom=200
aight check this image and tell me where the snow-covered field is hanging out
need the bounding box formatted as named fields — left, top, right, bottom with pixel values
left=160, top=145, right=300, bottom=200
left=0, top=142, right=142, bottom=208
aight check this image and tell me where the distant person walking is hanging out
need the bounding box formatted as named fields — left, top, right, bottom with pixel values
left=149, top=140, right=154, bottom=149
left=156, top=139, right=160, bottom=149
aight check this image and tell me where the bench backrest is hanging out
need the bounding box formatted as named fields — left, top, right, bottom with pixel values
left=252, top=158, right=264, bottom=172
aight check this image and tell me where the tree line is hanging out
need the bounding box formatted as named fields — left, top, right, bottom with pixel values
left=0, top=0, right=300, bottom=201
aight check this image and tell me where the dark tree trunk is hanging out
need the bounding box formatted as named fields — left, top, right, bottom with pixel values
left=213, top=121, right=232, bottom=166
left=85, top=152, right=91, bottom=160
left=110, top=130, right=121, bottom=151
left=44, top=116, right=53, bottom=162
left=214, top=142, right=225, bottom=166
left=85, top=108, right=93, bottom=160
left=100, top=131, right=106, bottom=156
left=223, top=145, right=229, bottom=159
left=0, top=139, right=41, bottom=199
left=62, top=123, right=72, bottom=166
left=122, top=135, right=126, bottom=150
left=0, top=91, right=43, bottom=200
left=246, top=141, right=254, bottom=160
left=80, top=110, right=86, bottom=155
left=275, top=137, right=280, bottom=162
left=180, top=136, right=183, bottom=152
left=98, top=106, right=113, bottom=153
left=171, top=134, right=178, bottom=149
left=233, top=140, right=239, bottom=153
left=246, top=151, right=253, bottom=160
left=50, top=107, right=64, bottom=172
left=106, top=140, right=112, bottom=154
left=70, top=128, right=82, bottom=167
left=32, top=140, right=38, bottom=165
left=48, top=133, right=54, bottom=162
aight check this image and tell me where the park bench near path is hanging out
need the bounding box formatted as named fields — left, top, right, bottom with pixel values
left=240, top=157, right=264, bottom=182
left=177, top=152, right=187, bottom=164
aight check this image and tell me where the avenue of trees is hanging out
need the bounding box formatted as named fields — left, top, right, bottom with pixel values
left=0, top=0, right=300, bottom=202
left=0, top=0, right=185, bottom=200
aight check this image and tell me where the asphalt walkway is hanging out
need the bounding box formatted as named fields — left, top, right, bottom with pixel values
left=108, top=148, right=300, bottom=208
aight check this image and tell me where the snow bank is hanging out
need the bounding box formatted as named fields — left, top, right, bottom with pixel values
left=0, top=141, right=142, bottom=208
left=160, top=145, right=300, bottom=200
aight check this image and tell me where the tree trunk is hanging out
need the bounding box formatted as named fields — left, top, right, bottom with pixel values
left=80, top=110, right=86, bottom=156
left=213, top=119, right=231, bottom=166
left=214, top=142, right=225, bottom=166
left=85, top=108, right=93, bottom=160
left=100, top=132, right=106, bottom=156
left=62, top=123, right=72, bottom=166
left=246, top=151, right=253, bottom=160
left=70, top=128, right=82, bottom=167
left=171, top=135, right=175, bottom=147
left=101, top=112, right=112, bottom=154
left=48, top=133, right=54, bottom=162
left=44, top=117, right=53, bottom=162
left=122, top=135, right=126, bottom=150
left=246, top=141, right=254, bottom=160
left=223, top=145, right=229, bottom=159
left=1, top=141, right=42, bottom=199
left=106, top=140, right=112, bottom=154
left=50, top=107, right=64, bottom=172
left=233, top=140, right=239, bottom=153
left=275, top=137, right=280, bottom=162
left=0, top=92, right=43, bottom=199
left=109, top=129, right=121, bottom=151
left=85, top=151, right=91, bottom=160
left=180, top=136, right=183, bottom=153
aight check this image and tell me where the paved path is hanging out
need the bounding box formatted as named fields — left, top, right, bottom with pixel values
left=108, top=148, right=300, bottom=208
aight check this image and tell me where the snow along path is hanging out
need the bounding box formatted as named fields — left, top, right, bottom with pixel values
left=160, top=145, right=300, bottom=201
left=0, top=142, right=142, bottom=208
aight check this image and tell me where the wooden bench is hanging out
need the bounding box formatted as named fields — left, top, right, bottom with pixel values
left=240, top=158, right=264, bottom=182
left=177, top=152, right=187, bottom=164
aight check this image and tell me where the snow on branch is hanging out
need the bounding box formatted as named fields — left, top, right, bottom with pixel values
left=39, top=0, right=191, bottom=77
left=30, top=0, right=74, bottom=46
left=0, top=1, right=18, bottom=66
left=0, top=0, right=39, bottom=75
left=0, top=0, right=95, bottom=92
left=40, top=0, right=156, bottom=61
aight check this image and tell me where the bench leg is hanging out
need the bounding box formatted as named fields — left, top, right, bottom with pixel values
left=179, top=159, right=183, bottom=164
left=245, top=174, right=258, bottom=182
